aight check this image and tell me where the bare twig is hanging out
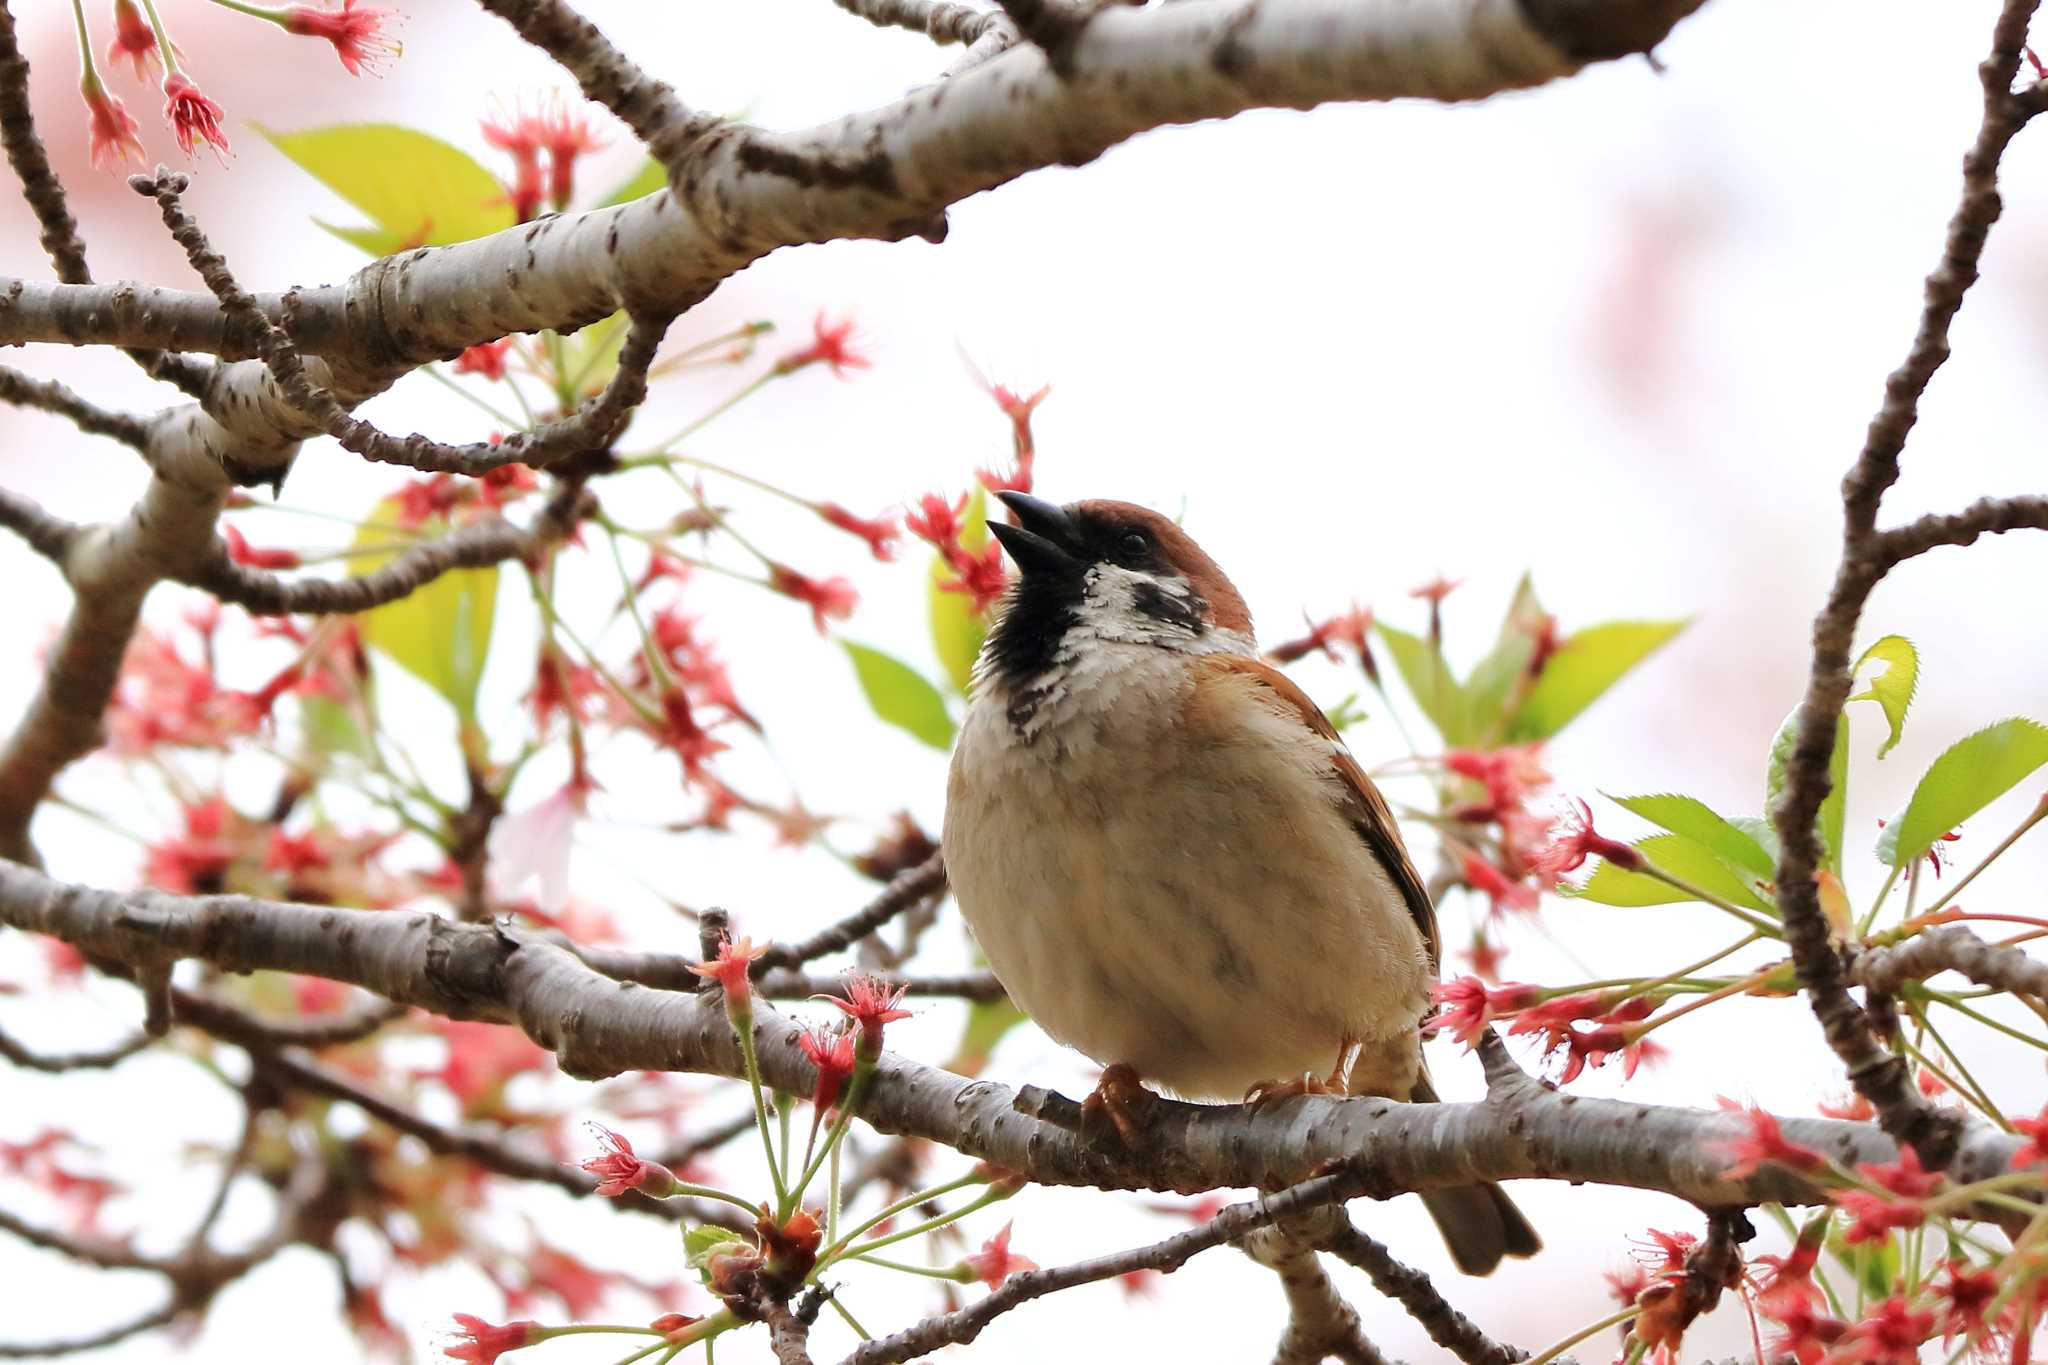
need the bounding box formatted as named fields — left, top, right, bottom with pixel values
left=135, top=168, right=670, bottom=477
left=842, top=1168, right=1374, bottom=1365
left=1877, top=493, right=2048, bottom=564
left=1767, top=0, right=2044, bottom=1170
left=1321, top=1215, right=1528, bottom=1365
left=0, top=490, right=81, bottom=568
left=1851, top=925, right=2048, bottom=1002
left=0, top=1300, right=183, bottom=1359
left=0, top=1026, right=148, bottom=1073
left=751, top=854, right=948, bottom=975
left=0, top=366, right=151, bottom=451
left=830, top=0, right=1008, bottom=45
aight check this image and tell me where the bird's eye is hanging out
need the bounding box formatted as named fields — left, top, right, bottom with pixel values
left=1116, top=531, right=1150, bottom=563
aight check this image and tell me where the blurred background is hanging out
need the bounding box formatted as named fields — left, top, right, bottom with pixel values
left=3, top=0, right=2047, bottom=1359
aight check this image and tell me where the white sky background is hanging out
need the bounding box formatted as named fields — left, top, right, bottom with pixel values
left=4, top=0, right=2048, bottom=1360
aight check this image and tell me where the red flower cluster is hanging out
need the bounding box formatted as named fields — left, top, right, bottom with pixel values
left=975, top=381, right=1047, bottom=495
left=1267, top=605, right=1377, bottom=678
left=1506, top=991, right=1664, bottom=1083
left=163, top=72, right=229, bottom=161
left=453, top=339, right=513, bottom=381
left=483, top=98, right=607, bottom=219
left=815, top=502, right=901, bottom=561
left=1420, top=976, right=1542, bottom=1048
left=1706, top=1099, right=1825, bottom=1180
left=817, top=972, right=911, bottom=1057
left=907, top=492, right=1010, bottom=614
left=580, top=1125, right=677, bottom=1198
left=962, top=1222, right=1037, bottom=1288
left=1528, top=797, right=1644, bottom=884
left=446, top=1313, right=538, bottom=1365
left=106, top=0, right=167, bottom=81
left=281, top=1, right=400, bottom=77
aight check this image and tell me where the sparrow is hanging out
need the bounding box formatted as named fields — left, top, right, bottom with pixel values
left=941, top=491, right=1539, bottom=1276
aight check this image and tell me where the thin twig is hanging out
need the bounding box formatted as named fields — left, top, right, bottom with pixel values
left=751, top=855, right=948, bottom=975
left=1768, top=0, right=2043, bottom=1170
left=0, top=1027, right=148, bottom=1073
left=1321, top=1215, right=1529, bottom=1365
left=1851, top=925, right=2048, bottom=1003
left=0, top=366, right=151, bottom=451
left=830, top=0, right=1007, bottom=45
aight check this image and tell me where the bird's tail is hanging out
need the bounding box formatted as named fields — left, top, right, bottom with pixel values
left=1408, top=1073, right=1541, bottom=1275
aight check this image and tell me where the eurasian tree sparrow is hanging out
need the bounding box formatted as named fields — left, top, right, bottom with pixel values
left=942, top=492, right=1539, bottom=1276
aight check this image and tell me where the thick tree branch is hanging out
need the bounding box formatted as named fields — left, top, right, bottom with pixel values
left=843, top=1169, right=1374, bottom=1365
left=1321, top=1215, right=1527, bottom=1365
left=1, top=862, right=2031, bottom=1213
left=1767, top=0, right=2041, bottom=1170
left=0, top=0, right=1706, bottom=367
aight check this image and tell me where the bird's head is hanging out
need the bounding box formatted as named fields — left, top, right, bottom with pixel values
left=980, top=491, right=1253, bottom=689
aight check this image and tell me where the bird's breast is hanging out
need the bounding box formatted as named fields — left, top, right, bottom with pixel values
left=942, top=652, right=1429, bottom=1099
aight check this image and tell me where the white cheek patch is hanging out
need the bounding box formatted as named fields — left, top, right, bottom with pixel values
left=1076, top=566, right=1207, bottom=648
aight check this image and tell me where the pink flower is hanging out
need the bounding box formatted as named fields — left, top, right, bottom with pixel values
left=162, top=71, right=229, bottom=161
left=81, top=77, right=144, bottom=171
left=1840, top=1296, right=1935, bottom=1364
left=105, top=0, right=169, bottom=81
left=654, top=687, right=729, bottom=781
left=1267, top=606, right=1374, bottom=665
left=816, top=973, right=911, bottom=1055
left=1706, top=1099, right=1825, bottom=1179
left=538, top=102, right=605, bottom=209
left=486, top=776, right=590, bottom=914
left=774, top=312, right=869, bottom=377
left=1837, top=1189, right=1925, bottom=1243
left=2012, top=1101, right=2048, bottom=1166
left=1408, top=575, right=1462, bottom=606
left=281, top=1, right=400, bottom=76
left=580, top=1124, right=676, bottom=1198
left=962, top=1222, right=1037, bottom=1288
left=1855, top=1146, right=1941, bottom=1199
left=222, top=525, right=300, bottom=569
left=974, top=381, right=1049, bottom=495
left=1420, top=976, right=1541, bottom=1048
left=1528, top=798, right=1644, bottom=884
left=767, top=563, right=858, bottom=632
left=816, top=502, right=900, bottom=561
left=1458, top=849, right=1537, bottom=916
left=453, top=339, right=512, bottom=381
left=939, top=541, right=1010, bottom=614
left=445, top=1314, right=538, bottom=1365
left=689, top=934, right=765, bottom=1017
left=905, top=492, right=967, bottom=550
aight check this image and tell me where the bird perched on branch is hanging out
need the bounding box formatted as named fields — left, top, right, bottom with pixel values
left=942, top=491, right=1539, bottom=1275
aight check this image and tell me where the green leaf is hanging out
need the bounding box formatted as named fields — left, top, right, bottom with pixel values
left=1876, top=718, right=2048, bottom=868
left=1570, top=833, right=1775, bottom=912
left=928, top=487, right=991, bottom=696
left=1849, top=635, right=1918, bottom=759
left=348, top=498, right=499, bottom=718
left=600, top=157, right=667, bottom=208
left=1607, top=793, right=1776, bottom=880
left=684, top=1225, right=746, bottom=1268
left=843, top=641, right=955, bottom=750
left=260, top=123, right=516, bottom=255
left=553, top=310, right=629, bottom=403
left=1376, top=621, right=1470, bottom=744
left=1507, top=620, right=1687, bottom=740
left=1462, top=573, right=1544, bottom=739
left=1766, top=709, right=1850, bottom=874
left=1726, top=816, right=1782, bottom=867
left=300, top=692, right=373, bottom=760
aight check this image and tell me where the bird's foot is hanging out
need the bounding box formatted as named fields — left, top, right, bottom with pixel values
left=1082, top=1063, right=1160, bottom=1148
left=1243, top=1072, right=1333, bottom=1111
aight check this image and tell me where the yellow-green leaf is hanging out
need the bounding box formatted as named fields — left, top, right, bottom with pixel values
left=1508, top=620, right=1687, bottom=740
left=1570, top=833, right=1774, bottom=912
left=260, top=123, right=515, bottom=255
left=1608, top=793, right=1776, bottom=881
left=349, top=497, right=499, bottom=718
left=843, top=641, right=955, bottom=750
left=553, top=311, right=630, bottom=403
left=1849, top=635, right=1918, bottom=760
left=929, top=487, right=990, bottom=696
left=1766, top=708, right=1849, bottom=874
left=1877, top=718, right=2048, bottom=868
left=1462, top=572, right=1544, bottom=741
left=600, top=157, right=667, bottom=208
left=1376, top=621, right=1469, bottom=744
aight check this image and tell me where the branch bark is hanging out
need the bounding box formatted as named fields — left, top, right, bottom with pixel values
left=0, top=861, right=2030, bottom=1214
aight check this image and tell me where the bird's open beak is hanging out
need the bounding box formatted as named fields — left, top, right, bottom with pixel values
left=989, top=491, right=1083, bottom=577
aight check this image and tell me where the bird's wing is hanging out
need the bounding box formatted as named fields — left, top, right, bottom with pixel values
left=1196, top=654, right=1441, bottom=974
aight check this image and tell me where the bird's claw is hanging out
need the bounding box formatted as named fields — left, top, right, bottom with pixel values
left=1243, top=1072, right=1333, bottom=1111
left=1082, top=1063, right=1159, bottom=1148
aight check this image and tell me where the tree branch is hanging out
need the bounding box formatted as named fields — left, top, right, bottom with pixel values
left=842, top=1168, right=1374, bottom=1365
left=0, top=1026, right=148, bottom=1073
left=0, top=366, right=152, bottom=452
left=0, top=490, right=81, bottom=568
left=830, top=0, right=1010, bottom=46
left=1877, top=492, right=2048, bottom=565
left=1851, top=925, right=2048, bottom=1003
left=1321, top=1215, right=1527, bottom=1365
left=1767, top=0, right=2042, bottom=1170
left=1, top=862, right=2029, bottom=1213
left=1243, top=1217, right=1389, bottom=1365
left=750, top=854, right=947, bottom=975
